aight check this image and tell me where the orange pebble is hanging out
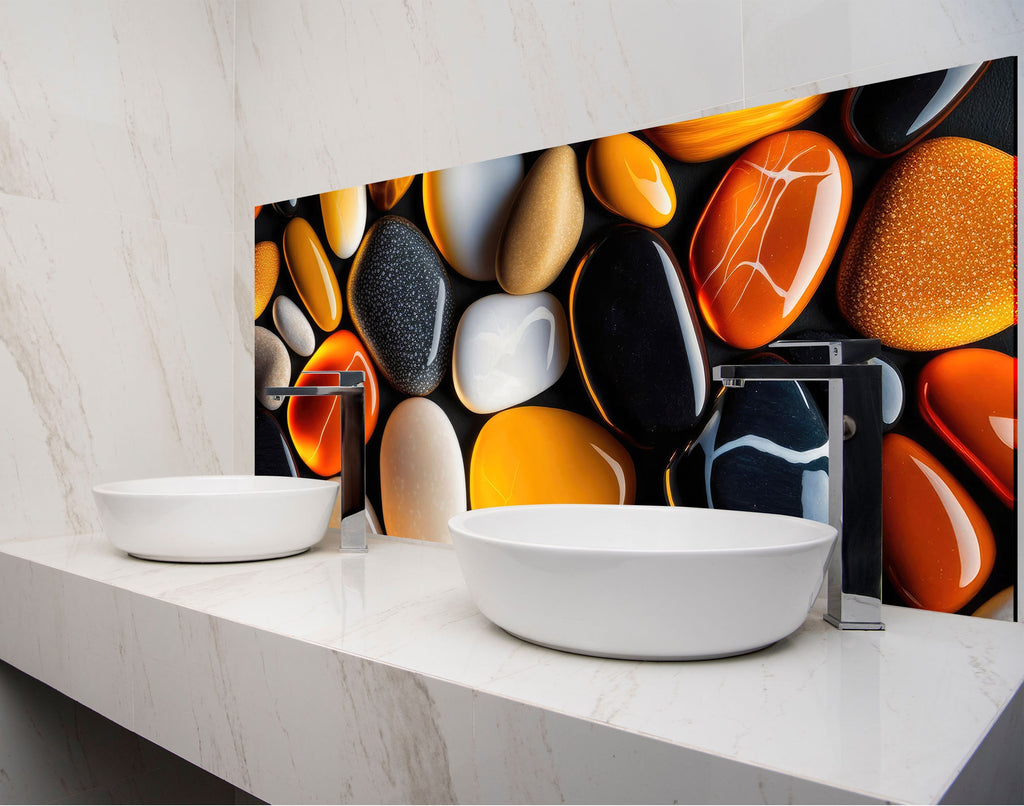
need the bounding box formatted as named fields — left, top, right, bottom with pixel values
left=689, top=130, right=851, bottom=349
left=286, top=330, right=379, bottom=476
left=282, top=217, right=343, bottom=332
left=882, top=433, right=995, bottom=613
left=644, top=94, right=827, bottom=162
left=470, top=406, right=635, bottom=509
left=837, top=137, right=1015, bottom=350
left=586, top=133, right=676, bottom=227
left=918, top=348, right=1016, bottom=507
left=368, top=176, right=415, bottom=211
left=254, top=240, right=279, bottom=319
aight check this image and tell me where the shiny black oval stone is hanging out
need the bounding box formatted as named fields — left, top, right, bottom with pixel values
left=842, top=62, right=989, bottom=157
left=665, top=355, right=829, bottom=521
left=570, top=225, right=710, bottom=448
left=347, top=215, right=454, bottom=396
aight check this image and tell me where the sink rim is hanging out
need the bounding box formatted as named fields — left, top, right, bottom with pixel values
left=93, top=474, right=336, bottom=497
left=449, top=503, right=837, bottom=555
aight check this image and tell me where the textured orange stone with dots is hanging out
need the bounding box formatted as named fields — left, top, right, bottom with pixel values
left=254, top=241, right=279, bottom=319
left=837, top=137, right=1015, bottom=351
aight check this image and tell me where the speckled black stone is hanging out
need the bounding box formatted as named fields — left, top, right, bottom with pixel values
left=570, top=225, right=709, bottom=449
left=347, top=215, right=454, bottom=396
left=842, top=62, right=990, bottom=157
left=254, top=409, right=299, bottom=477
left=665, top=355, right=829, bottom=521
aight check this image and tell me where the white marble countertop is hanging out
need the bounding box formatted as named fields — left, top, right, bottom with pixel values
left=1, top=531, right=1022, bottom=804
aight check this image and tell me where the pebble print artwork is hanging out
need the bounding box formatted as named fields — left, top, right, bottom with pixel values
left=253, top=57, right=1017, bottom=619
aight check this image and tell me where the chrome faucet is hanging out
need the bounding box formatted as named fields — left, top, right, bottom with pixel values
left=712, top=339, right=884, bottom=630
left=265, top=371, right=367, bottom=552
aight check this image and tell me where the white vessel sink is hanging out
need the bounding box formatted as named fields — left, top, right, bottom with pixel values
left=93, top=476, right=337, bottom=562
left=448, top=504, right=837, bottom=660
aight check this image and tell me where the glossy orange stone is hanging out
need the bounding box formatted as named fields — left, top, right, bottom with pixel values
left=368, top=176, right=415, bottom=211
left=585, top=133, right=676, bottom=227
left=469, top=406, right=635, bottom=509
left=882, top=433, right=995, bottom=613
left=254, top=240, right=279, bottom=319
left=918, top=348, right=1016, bottom=507
left=689, top=131, right=852, bottom=349
left=644, top=94, right=828, bottom=163
left=282, top=217, right=343, bottom=332
left=286, top=330, right=379, bottom=476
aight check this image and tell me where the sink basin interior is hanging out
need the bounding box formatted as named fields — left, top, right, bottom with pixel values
left=94, top=475, right=337, bottom=563
left=449, top=504, right=837, bottom=661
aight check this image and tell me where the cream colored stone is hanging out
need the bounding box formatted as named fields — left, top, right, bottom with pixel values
left=379, top=397, right=466, bottom=542
left=272, top=295, right=315, bottom=356
left=254, top=326, right=290, bottom=410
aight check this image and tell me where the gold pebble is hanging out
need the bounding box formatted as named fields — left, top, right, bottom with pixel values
left=496, top=145, right=585, bottom=295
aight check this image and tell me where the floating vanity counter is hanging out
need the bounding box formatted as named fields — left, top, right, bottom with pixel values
left=0, top=533, right=1021, bottom=804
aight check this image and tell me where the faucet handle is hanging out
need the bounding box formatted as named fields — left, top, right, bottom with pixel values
left=299, top=370, right=365, bottom=386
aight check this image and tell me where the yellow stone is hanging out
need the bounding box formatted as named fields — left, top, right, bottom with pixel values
left=254, top=241, right=279, bottom=319
left=586, top=133, right=676, bottom=228
left=282, top=217, right=343, bottom=332
left=319, top=186, right=366, bottom=259
left=496, top=146, right=584, bottom=295
left=837, top=137, right=1015, bottom=351
left=644, top=94, right=828, bottom=163
left=470, top=406, right=635, bottom=509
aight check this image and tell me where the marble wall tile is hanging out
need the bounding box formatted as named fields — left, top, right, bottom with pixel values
left=234, top=226, right=256, bottom=474
left=233, top=0, right=744, bottom=205
left=742, top=0, right=1024, bottom=103
left=0, top=0, right=234, bottom=229
left=0, top=193, right=233, bottom=540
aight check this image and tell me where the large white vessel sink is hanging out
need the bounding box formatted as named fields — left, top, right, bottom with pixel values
left=93, top=476, right=337, bottom=562
left=448, top=504, right=837, bottom=660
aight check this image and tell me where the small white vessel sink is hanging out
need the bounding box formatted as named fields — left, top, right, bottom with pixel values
left=448, top=504, right=837, bottom=660
left=93, top=476, right=337, bottom=562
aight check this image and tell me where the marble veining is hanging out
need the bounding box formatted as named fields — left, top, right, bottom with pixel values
left=0, top=533, right=1021, bottom=803
left=0, top=196, right=233, bottom=541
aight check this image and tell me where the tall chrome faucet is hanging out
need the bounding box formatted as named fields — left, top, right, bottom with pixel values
left=265, top=371, right=367, bottom=552
left=713, top=339, right=885, bottom=630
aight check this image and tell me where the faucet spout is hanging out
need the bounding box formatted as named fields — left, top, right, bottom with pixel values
left=713, top=339, right=885, bottom=631
left=265, top=370, right=368, bottom=553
